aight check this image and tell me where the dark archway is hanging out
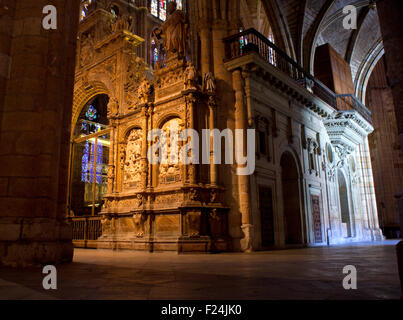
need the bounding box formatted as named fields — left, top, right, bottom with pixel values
left=338, top=169, right=352, bottom=238
left=280, top=152, right=303, bottom=245
left=68, top=94, right=110, bottom=218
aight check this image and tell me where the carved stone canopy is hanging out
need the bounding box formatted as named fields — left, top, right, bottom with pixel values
left=324, top=111, right=373, bottom=162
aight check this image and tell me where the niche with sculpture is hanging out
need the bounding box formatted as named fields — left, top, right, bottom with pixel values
left=123, top=128, right=144, bottom=190
left=158, top=118, right=183, bottom=185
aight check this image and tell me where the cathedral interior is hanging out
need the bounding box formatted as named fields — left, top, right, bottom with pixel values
left=0, top=0, right=402, bottom=300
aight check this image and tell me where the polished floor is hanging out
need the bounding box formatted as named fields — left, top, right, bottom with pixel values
left=0, top=241, right=401, bottom=300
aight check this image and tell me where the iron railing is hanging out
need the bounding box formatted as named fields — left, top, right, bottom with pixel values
left=223, top=28, right=371, bottom=124
left=69, top=216, right=102, bottom=241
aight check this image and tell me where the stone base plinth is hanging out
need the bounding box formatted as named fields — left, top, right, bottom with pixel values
left=0, top=218, right=73, bottom=267
left=95, top=235, right=231, bottom=253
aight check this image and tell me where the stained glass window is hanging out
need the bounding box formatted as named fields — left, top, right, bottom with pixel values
left=151, top=0, right=182, bottom=21
left=80, top=0, right=92, bottom=21
left=151, top=39, right=159, bottom=68
left=268, top=31, right=276, bottom=66
left=154, top=47, right=159, bottom=63
left=239, top=28, right=248, bottom=54
left=151, top=0, right=158, bottom=17
left=110, top=5, right=119, bottom=18
left=160, top=0, right=167, bottom=21
left=81, top=141, right=104, bottom=184
left=81, top=141, right=90, bottom=182
left=86, top=105, right=98, bottom=121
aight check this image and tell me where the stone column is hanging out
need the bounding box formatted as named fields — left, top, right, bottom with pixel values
left=377, top=0, right=403, bottom=235
left=186, top=94, right=197, bottom=185
left=199, top=21, right=212, bottom=76
left=0, top=0, right=81, bottom=266
left=141, top=104, right=149, bottom=189
left=107, top=124, right=115, bottom=194
left=232, top=69, right=253, bottom=252
left=208, top=95, right=218, bottom=186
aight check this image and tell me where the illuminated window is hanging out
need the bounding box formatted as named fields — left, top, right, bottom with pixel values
left=81, top=141, right=104, bottom=184
left=71, top=95, right=110, bottom=217
left=239, top=28, right=248, bottom=53
left=151, top=0, right=158, bottom=17
left=160, top=0, right=167, bottom=20
left=110, top=5, right=119, bottom=18
left=268, top=31, right=277, bottom=66
left=151, top=39, right=159, bottom=67
left=151, top=0, right=184, bottom=21
left=80, top=0, right=92, bottom=21
left=85, top=105, right=98, bottom=121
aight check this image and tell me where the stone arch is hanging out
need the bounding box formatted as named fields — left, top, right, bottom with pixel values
left=280, top=150, right=305, bottom=245
left=72, top=73, right=116, bottom=134
left=354, top=41, right=384, bottom=104
left=337, top=168, right=353, bottom=238
left=157, top=113, right=184, bottom=129
left=122, top=125, right=144, bottom=140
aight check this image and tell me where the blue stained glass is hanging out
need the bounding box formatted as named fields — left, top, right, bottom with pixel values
left=81, top=141, right=103, bottom=184
left=95, top=143, right=103, bottom=184
left=81, top=141, right=90, bottom=182
left=81, top=120, right=87, bottom=132
left=154, top=47, right=159, bottom=62
left=86, top=105, right=98, bottom=121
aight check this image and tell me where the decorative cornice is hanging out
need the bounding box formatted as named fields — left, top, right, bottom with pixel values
left=324, top=110, right=374, bottom=163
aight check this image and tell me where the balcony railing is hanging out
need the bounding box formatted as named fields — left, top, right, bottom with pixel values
left=335, top=94, right=372, bottom=123
left=223, top=28, right=371, bottom=124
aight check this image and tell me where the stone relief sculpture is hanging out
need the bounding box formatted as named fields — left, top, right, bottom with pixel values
left=107, top=97, right=119, bottom=117
left=159, top=118, right=182, bottom=184
left=137, top=80, right=152, bottom=104
left=132, top=213, right=146, bottom=237
left=124, top=57, right=151, bottom=109
left=80, top=33, right=95, bottom=66
left=111, top=14, right=135, bottom=34
left=153, top=1, right=189, bottom=57
left=101, top=215, right=113, bottom=234
left=107, top=165, right=115, bottom=193
left=124, top=129, right=143, bottom=188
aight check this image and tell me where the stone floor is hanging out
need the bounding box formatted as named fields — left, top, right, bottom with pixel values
left=0, top=240, right=401, bottom=300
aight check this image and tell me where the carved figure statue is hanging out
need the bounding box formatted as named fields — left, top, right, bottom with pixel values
left=137, top=80, right=152, bottom=104
left=203, top=72, right=216, bottom=93
left=184, top=62, right=198, bottom=90
left=153, top=1, right=189, bottom=57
